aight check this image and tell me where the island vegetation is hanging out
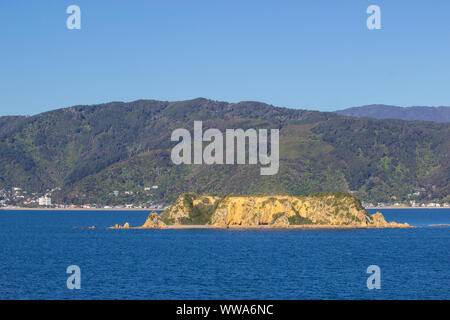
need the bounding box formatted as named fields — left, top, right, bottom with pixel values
left=109, top=192, right=411, bottom=229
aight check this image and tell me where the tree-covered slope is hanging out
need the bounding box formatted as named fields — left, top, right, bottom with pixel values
left=0, top=98, right=448, bottom=205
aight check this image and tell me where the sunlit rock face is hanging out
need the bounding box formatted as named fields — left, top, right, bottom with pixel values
left=138, top=211, right=167, bottom=229
left=158, top=193, right=410, bottom=228
left=108, top=222, right=130, bottom=229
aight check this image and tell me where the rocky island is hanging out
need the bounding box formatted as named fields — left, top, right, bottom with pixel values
left=109, top=193, right=411, bottom=229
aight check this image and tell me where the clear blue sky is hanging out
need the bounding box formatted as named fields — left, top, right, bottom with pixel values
left=1, top=0, right=449, bottom=115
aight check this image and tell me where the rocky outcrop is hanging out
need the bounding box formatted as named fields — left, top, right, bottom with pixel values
left=370, top=211, right=410, bottom=228
left=158, top=193, right=410, bottom=228
left=106, top=193, right=410, bottom=229
left=159, top=194, right=221, bottom=225
left=108, top=212, right=167, bottom=229
left=108, top=222, right=130, bottom=229
left=137, top=211, right=167, bottom=229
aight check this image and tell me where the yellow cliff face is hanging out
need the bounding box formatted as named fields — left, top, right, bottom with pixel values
left=210, top=196, right=295, bottom=227
left=159, top=193, right=410, bottom=228
left=106, top=194, right=411, bottom=229
left=209, top=195, right=371, bottom=227
left=159, top=193, right=221, bottom=225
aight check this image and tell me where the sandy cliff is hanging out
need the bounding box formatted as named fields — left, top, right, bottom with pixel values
left=108, top=193, right=410, bottom=229
left=147, top=193, right=410, bottom=229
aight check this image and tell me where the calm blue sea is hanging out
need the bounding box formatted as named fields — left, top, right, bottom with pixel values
left=0, top=208, right=449, bottom=300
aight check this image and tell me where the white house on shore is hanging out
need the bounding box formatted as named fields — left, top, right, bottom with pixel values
left=38, top=196, right=52, bottom=206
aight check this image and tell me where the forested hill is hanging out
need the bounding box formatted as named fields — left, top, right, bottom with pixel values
left=0, top=98, right=448, bottom=205
left=336, top=105, right=450, bottom=122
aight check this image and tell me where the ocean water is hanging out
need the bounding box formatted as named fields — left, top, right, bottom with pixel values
left=0, top=208, right=449, bottom=300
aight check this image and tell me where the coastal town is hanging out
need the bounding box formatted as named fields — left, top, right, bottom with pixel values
left=0, top=186, right=166, bottom=210
left=0, top=185, right=448, bottom=210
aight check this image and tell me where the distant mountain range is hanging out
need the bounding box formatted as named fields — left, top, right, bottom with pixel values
left=335, top=105, right=450, bottom=122
left=0, top=98, right=448, bottom=205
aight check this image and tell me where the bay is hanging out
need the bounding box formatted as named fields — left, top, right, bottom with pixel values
left=0, top=208, right=448, bottom=299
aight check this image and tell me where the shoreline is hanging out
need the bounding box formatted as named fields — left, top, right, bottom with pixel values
left=2, top=206, right=448, bottom=211
left=104, top=224, right=414, bottom=230
left=0, top=207, right=161, bottom=211
left=366, top=206, right=449, bottom=210
left=166, top=224, right=414, bottom=230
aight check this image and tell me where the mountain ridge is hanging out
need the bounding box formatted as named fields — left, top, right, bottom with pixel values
left=0, top=98, right=448, bottom=205
left=335, top=104, right=450, bottom=122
